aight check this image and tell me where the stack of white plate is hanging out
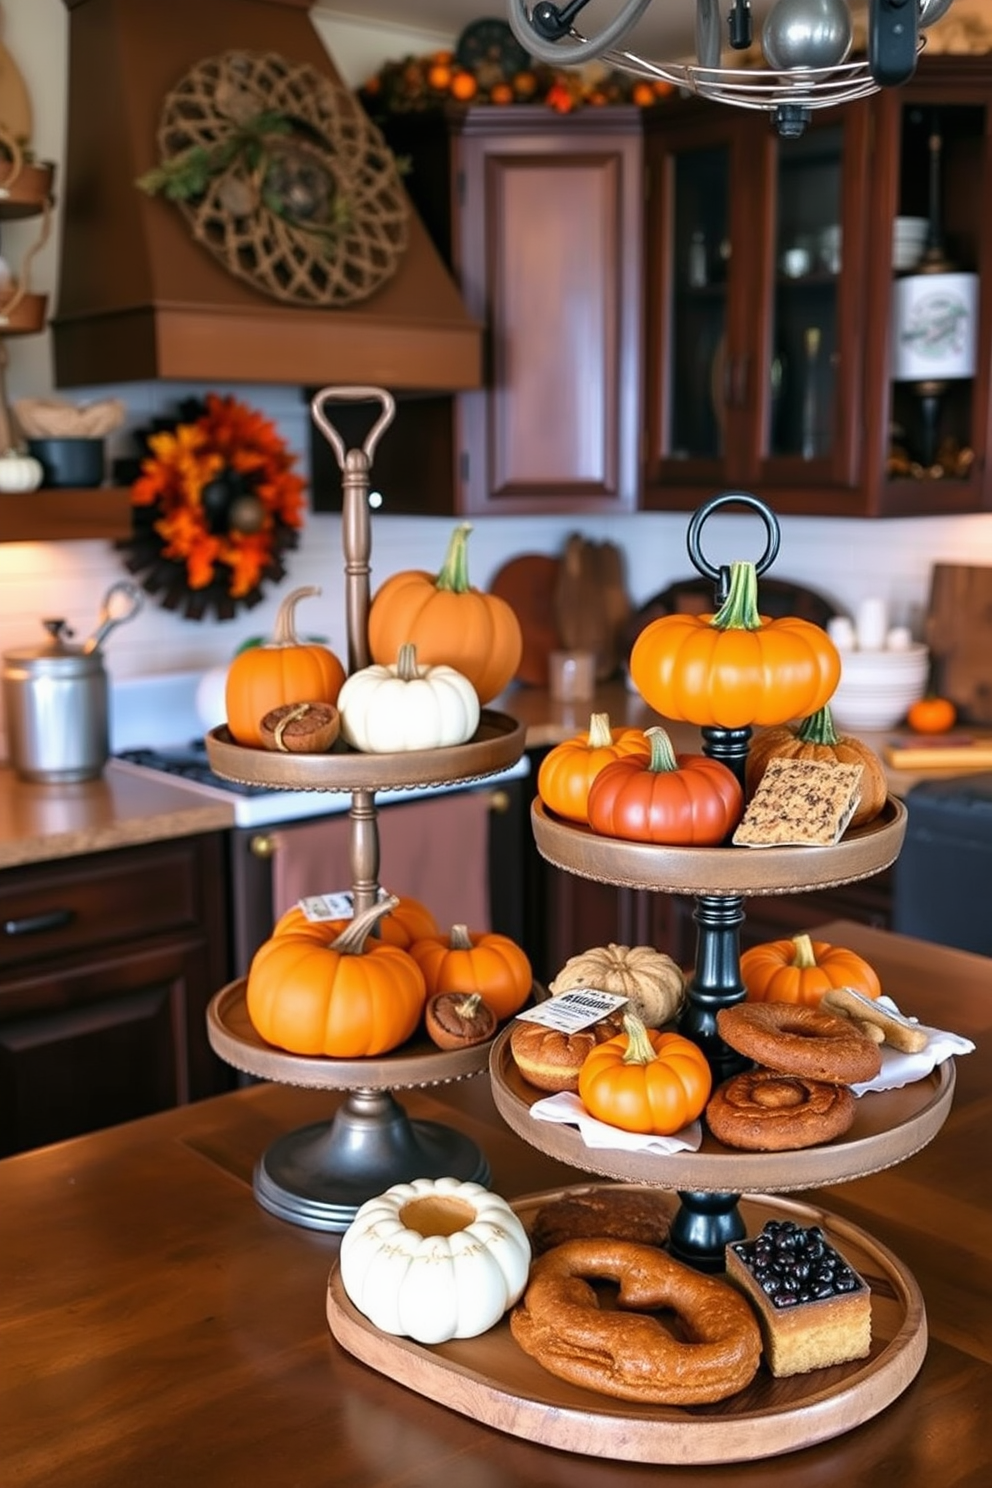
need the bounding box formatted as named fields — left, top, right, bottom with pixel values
left=892, top=217, right=929, bottom=272
left=829, top=643, right=930, bottom=732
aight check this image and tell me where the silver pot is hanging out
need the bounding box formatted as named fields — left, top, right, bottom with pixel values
left=2, top=582, right=142, bottom=783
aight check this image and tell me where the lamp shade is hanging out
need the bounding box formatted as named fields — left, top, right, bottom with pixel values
left=891, top=272, right=980, bottom=382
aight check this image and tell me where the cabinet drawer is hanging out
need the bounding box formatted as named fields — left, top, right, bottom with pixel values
left=0, top=838, right=215, bottom=973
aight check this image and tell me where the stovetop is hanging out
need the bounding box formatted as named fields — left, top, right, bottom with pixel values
left=116, top=742, right=274, bottom=798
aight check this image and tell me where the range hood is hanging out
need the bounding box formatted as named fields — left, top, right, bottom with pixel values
left=53, top=0, right=481, bottom=392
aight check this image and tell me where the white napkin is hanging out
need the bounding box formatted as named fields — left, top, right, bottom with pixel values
left=529, top=1091, right=703, bottom=1154
left=850, top=997, right=975, bottom=1096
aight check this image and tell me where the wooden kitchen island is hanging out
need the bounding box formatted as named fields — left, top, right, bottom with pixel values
left=2, top=920, right=988, bottom=1487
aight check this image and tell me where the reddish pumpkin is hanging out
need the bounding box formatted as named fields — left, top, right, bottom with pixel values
left=741, top=932, right=882, bottom=1006
left=272, top=894, right=440, bottom=950
left=628, top=560, right=841, bottom=729
left=586, top=726, right=743, bottom=846
left=225, top=586, right=345, bottom=748
left=408, top=924, right=532, bottom=1021
left=367, top=523, right=522, bottom=705
left=578, top=1015, right=712, bottom=1136
left=537, top=711, right=651, bottom=824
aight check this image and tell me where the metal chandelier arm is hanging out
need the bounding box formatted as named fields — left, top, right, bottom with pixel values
left=506, top=0, right=654, bottom=68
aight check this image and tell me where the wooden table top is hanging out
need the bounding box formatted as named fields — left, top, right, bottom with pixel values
left=2, top=920, right=989, bottom=1487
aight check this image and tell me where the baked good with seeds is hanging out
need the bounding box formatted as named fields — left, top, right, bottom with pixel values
left=732, top=757, right=863, bottom=847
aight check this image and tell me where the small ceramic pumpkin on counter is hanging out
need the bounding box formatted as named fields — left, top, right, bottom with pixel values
left=337, top=642, right=479, bottom=753
left=537, top=711, right=651, bottom=825
left=224, top=585, right=345, bottom=748
left=338, top=1176, right=532, bottom=1344
left=548, top=942, right=685, bottom=1028
left=578, top=1015, right=712, bottom=1136
left=586, top=725, right=743, bottom=846
left=746, top=704, right=888, bottom=829
left=408, top=924, right=533, bottom=1021
left=741, top=932, right=882, bottom=1007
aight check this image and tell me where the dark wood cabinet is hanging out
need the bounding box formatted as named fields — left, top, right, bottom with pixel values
left=0, top=833, right=234, bottom=1156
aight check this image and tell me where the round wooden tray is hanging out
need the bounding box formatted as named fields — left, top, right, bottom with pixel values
left=531, top=794, right=907, bottom=897
left=326, top=1184, right=927, bottom=1465
left=489, top=1025, right=955, bottom=1193
left=205, top=709, right=526, bottom=794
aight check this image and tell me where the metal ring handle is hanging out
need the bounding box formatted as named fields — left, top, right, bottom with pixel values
left=310, top=386, right=396, bottom=474
left=686, top=491, right=782, bottom=596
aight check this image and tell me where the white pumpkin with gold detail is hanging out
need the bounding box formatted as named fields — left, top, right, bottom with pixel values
left=338, top=1176, right=531, bottom=1344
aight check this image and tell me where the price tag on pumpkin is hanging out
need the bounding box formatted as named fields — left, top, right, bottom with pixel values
left=296, top=887, right=393, bottom=922
left=515, top=988, right=628, bottom=1033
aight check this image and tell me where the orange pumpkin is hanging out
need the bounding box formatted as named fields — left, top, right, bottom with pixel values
left=272, top=894, right=440, bottom=950
left=246, top=896, right=426, bottom=1057
left=537, top=711, right=651, bottom=824
left=907, top=695, right=957, bottom=734
left=367, top=523, right=523, bottom=705
left=407, top=924, right=532, bottom=1021
left=741, top=933, right=881, bottom=1007
left=578, top=1015, right=712, bottom=1135
left=225, top=586, right=345, bottom=748
left=746, top=704, right=888, bottom=829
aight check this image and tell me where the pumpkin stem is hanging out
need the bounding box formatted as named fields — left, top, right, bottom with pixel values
left=586, top=712, right=615, bottom=749
left=710, top=561, right=762, bottom=633
left=644, top=726, right=679, bottom=773
left=331, top=894, right=401, bottom=956
left=620, top=1013, right=657, bottom=1066
left=449, top=924, right=475, bottom=950
left=270, top=585, right=321, bottom=647
left=791, top=933, right=819, bottom=969
left=435, top=523, right=474, bottom=594
left=797, top=705, right=840, bottom=747
left=396, top=642, right=421, bottom=681
left=453, top=992, right=484, bottom=1018
left=272, top=702, right=312, bottom=752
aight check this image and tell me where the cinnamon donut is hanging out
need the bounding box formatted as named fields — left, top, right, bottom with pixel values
left=510, top=1238, right=762, bottom=1405
left=705, top=1070, right=856, bottom=1151
left=717, top=1002, right=882, bottom=1085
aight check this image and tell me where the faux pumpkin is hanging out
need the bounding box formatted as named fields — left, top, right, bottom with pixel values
left=246, top=895, right=426, bottom=1057
left=225, top=586, right=345, bottom=748
left=578, top=1015, right=712, bottom=1136
left=741, top=932, right=882, bottom=1007
left=628, top=560, right=841, bottom=730
left=548, top=942, right=685, bottom=1028
left=907, top=695, right=957, bottom=734
left=746, top=705, right=888, bottom=829
left=339, top=1177, right=531, bottom=1344
left=272, top=893, right=439, bottom=950
left=537, top=711, right=651, bottom=825
left=367, top=523, right=522, bottom=705
left=337, top=642, right=479, bottom=753
left=0, top=448, right=43, bottom=493
left=586, top=726, right=744, bottom=846
left=408, top=924, right=532, bottom=1021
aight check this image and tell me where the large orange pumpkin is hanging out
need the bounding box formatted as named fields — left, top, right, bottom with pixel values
left=578, top=1015, right=712, bottom=1135
left=367, top=523, right=522, bottom=705
left=741, top=933, right=881, bottom=1006
left=272, top=894, right=440, bottom=950
left=225, top=586, right=346, bottom=747
left=407, top=924, right=532, bottom=1021
left=246, top=896, right=426, bottom=1057
left=537, top=711, right=651, bottom=824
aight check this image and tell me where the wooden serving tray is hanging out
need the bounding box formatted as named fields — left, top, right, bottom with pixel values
left=326, top=1185, right=927, bottom=1465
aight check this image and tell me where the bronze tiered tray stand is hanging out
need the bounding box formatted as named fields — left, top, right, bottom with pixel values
left=205, top=387, right=526, bottom=1231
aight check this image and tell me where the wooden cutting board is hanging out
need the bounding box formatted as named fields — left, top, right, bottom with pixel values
left=925, top=563, right=992, bottom=724
left=490, top=554, right=561, bottom=687
left=554, top=534, right=631, bottom=681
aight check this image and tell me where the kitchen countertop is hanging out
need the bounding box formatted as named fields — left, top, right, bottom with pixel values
left=1, top=919, right=987, bottom=1487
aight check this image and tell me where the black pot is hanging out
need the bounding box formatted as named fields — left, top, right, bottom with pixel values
left=27, top=437, right=106, bottom=489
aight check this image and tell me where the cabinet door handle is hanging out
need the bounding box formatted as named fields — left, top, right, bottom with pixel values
left=4, top=908, right=76, bottom=937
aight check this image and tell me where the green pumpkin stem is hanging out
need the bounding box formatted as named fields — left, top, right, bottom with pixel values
left=796, top=705, right=840, bottom=747
left=396, top=643, right=421, bottom=681
left=271, top=585, right=320, bottom=646
left=586, top=712, right=615, bottom=749
left=644, top=725, right=679, bottom=773
left=710, top=561, right=762, bottom=633
left=449, top=924, right=474, bottom=950
left=331, top=894, right=401, bottom=955
left=791, top=933, right=819, bottom=969
left=435, top=523, right=474, bottom=594
left=621, top=1013, right=657, bottom=1065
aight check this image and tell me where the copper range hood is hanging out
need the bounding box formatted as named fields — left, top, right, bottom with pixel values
left=53, top=0, right=481, bottom=392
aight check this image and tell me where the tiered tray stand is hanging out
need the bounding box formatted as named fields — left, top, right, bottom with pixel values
left=205, top=387, right=526, bottom=1231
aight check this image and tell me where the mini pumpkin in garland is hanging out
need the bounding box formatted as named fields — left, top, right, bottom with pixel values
left=741, top=932, right=882, bottom=1007
left=746, top=704, right=888, bottom=829
left=225, top=585, right=345, bottom=747
left=337, top=642, right=479, bottom=753
left=587, top=726, right=743, bottom=846
left=537, top=711, right=651, bottom=825
left=408, top=924, right=533, bottom=1021
left=578, top=1014, right=712, bottom=1136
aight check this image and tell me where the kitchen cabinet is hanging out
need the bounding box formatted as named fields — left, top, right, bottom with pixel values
left=642, top=56, right=992, bottom=518
left=0, top=832, right=233, bottom=1156
left=0, top=487, right=132, bottom=542
left=312, top=105, right=643, bottom=517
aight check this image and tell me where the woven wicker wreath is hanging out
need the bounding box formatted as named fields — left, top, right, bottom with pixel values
left=142, top=50, right=409, bottom=307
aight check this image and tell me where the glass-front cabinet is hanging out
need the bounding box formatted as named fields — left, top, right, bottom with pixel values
left=643, top=56, right=992, bottom=518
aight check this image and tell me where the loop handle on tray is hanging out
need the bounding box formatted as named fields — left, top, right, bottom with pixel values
left=310, top=385, right=396, bottom=473
left=686, top=491, right=781, bottom=606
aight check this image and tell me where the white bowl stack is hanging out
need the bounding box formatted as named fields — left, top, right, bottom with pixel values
left=829, top=643, right=930, bottom=732
left=892, top=217, right=929, bottom=272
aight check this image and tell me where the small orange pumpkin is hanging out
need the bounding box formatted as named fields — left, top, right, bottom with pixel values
left=272, top=894, right=440, bottom=950
left=225, top=586, right=346, bottom=748
left=741, top=932, right=881, bottom=1007
left=407, top=924, right=533, bottom=1021
left=368, top=523, right=522, bottom=705
left=578, top=1015, right=712, bottom=1136
left=746, top=704, right=888, bottom=829
left=537, top=711, right=651, bottom=824
left=907, top=695, right=957, bottom=735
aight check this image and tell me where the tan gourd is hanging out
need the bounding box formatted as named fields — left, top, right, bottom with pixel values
left=549, top=943, right=685, bottom=1028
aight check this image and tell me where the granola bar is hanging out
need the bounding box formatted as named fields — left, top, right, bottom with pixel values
left=733, top=757, right=863, bottom=847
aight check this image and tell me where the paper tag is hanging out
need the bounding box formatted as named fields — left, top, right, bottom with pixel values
left=295, top=887, right=392, bottom=923
left=515, top=988, right=628, bottom=1033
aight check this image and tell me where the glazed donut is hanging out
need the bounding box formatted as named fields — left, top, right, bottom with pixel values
left=509, top=1015, right=622, bottom=1093
left=717, top=1002, right=882, bottom=1085
left=706, top=1070, right=856, bottom=1151
left=509, top=1238, right=762, bottom=1405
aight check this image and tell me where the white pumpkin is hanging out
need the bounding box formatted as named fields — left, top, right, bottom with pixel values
left=339, top=1176, right=531, bottom=1344
left=0, top=448, right=43, bottom=493
left=337, top=642, right=479, bottom=753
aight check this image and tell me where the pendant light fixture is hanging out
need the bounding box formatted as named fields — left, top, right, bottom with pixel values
left=507, top=0, right=957, bottom=137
